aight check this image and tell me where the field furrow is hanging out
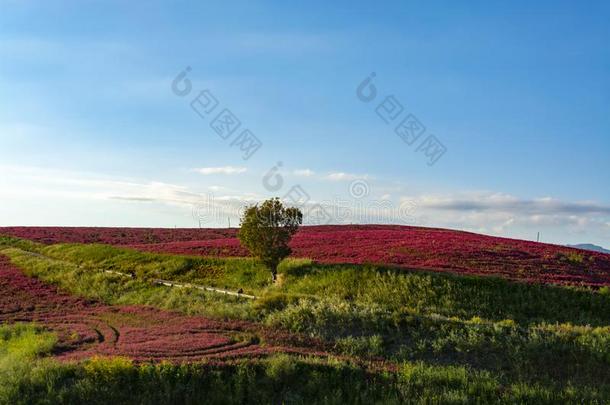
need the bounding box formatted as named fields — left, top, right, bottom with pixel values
left=0, top=255, right=327, bottom=363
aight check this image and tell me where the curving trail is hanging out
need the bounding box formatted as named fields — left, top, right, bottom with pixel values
left=0, top=255, right=326, bottom=363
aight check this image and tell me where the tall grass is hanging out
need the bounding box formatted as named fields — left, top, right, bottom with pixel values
left=0, top=324, right=57, bottom=403
left=279, top=263, right=610, bottom=326
left=1, top=330, right=608, bottom=405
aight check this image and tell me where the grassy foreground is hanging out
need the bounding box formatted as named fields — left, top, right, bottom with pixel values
left=1, top=236, right=610, bottom=403
left=0, top=324, right=605, bottom=404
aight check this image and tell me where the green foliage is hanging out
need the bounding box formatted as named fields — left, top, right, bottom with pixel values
left=335, top=335, right=384, bottom=357
left=253, top=292, right=302, bottom=313
left=0, top=323, right=56, bottom=359
left=0, top=235, right=43, bottom=253
left=2, top=351, right=610, bottom=404
left=279, top=263, right=610, bottom=326
left=238, top=198, right=302, bottom=281
left=3, top=246, right=258, bottom=320
left=0, top=324, right=57, bottom=404
left=557, top=251, right=586, bottom=265
left=40, top=243, right=271, bottom=294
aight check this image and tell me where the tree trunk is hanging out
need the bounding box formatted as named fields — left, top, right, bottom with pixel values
left=271, top=267, right=278, bottom=283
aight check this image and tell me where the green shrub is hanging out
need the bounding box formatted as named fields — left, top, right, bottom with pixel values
left=335, top=335, right=384, bottom=357
left=253, top=292, right=301, bottom=312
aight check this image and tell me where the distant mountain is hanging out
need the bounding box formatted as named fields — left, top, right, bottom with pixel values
left=567, top=244, right=610, bottom=254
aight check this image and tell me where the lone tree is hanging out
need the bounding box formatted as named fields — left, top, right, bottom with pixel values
left=238, top=198, right=303, bottom=283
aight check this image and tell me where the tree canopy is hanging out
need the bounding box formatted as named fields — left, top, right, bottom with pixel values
left=238, top=198, right=303, bottom=282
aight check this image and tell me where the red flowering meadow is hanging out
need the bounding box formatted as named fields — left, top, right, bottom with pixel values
left=2, top=225, right=610, bottom=287
left=0, top=255, right=327, bottom=363
left=0, top=226, right=235, bottom=245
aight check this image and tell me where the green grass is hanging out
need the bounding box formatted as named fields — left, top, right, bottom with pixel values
left=0, top=235, right=44, bottom=254
left=42, top=243, right=273, bottom=294
left=0, top=323, right=607, bottom=404
left=2, top=246, right=258, bottom=321
left=1, top=238, right=610, bottom=402
left=0, top=323, right=56, bottom=359
left=0, top=323, right=57, bottom=404
left=278, top=262, right=610, bottom=326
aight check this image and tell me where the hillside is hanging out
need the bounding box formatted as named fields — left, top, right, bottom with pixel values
left=1, top=230, right=610, bottom=402
left=568, top=243, right=610, bottom=254
left=2, top=225, right=610, bottom=287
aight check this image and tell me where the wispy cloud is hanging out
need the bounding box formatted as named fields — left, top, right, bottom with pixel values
left=324, top=172, right=370, bottom=181
left=109, top=196, right=157, bottom=202
left=193, top=166, right=247, bottom=175
left=2, top=164, right=609, bottom=246
left=402, top=191, right=610, bottom=242
left=413, top=193, right=610, bottom=215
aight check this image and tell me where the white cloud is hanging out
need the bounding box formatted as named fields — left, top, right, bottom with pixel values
left=1, top=164, right=609, bottom=247
left=193, top=166, right=247, bottom=175
left=412, top=192, right=610, bottom=216
left=293, top=169, right=315, bottom=177
left=324, top=172, right=370, bottom=181
left=0, top=165, right=263, bottom=227
left=400, top=191, right=610, bottom=243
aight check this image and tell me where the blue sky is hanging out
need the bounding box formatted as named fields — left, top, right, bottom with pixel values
left=1, top=0, right=609, bottom=247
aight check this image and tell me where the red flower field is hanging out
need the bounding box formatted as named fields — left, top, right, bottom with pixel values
left=0, top=255, right=328, bottom=363
left=2, top=225, right=610, bottom=287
